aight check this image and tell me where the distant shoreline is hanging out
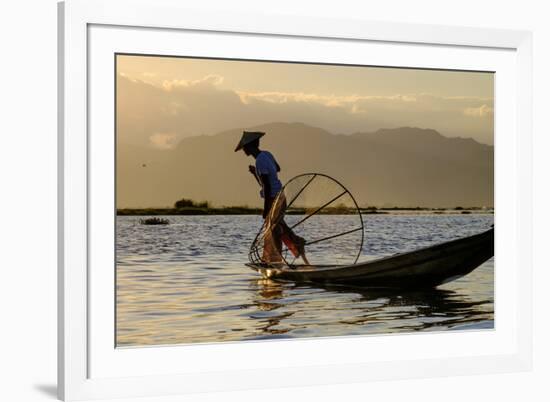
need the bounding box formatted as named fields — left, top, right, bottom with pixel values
left=117, top=206, right=262, bottom=216
left=117, top=207, right=494, bottom=216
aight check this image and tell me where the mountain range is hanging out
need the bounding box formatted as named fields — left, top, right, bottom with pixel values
left=116, top=122, right=493, bottom=208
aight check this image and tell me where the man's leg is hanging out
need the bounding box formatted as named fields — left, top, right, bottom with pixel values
left=262, top=198, right=284, bottom=264
left=279, top=220, right=310, bottom=265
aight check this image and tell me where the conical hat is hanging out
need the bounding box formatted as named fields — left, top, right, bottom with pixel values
left=234, top=131, right=265, bottom=152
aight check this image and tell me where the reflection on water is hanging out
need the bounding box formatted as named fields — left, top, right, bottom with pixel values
left=249, top=280, right=493, bottom=339
left=116, top=214, right=494, bottom=346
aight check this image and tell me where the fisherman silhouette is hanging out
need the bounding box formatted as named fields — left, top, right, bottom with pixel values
left=235, top=131, right=309, bottom=265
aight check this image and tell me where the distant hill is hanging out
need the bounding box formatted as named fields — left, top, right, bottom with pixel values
left=117, top=122, right=493, bottom=208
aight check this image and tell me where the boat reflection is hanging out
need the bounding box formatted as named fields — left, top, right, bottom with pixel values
left=247, top=279, right=493, bottom=338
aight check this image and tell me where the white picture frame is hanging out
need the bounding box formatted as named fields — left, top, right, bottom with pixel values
left=58, top=0, right=533, bottom=400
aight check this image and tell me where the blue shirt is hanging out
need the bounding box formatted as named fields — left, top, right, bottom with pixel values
left=255, top=151, right=282, bottom=198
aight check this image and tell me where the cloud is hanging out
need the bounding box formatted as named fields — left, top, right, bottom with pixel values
left=117, top=73, right=494, bottom=146
left=237, top=91, right=417, bottom=108
left=149, top=133, right=177, bottom=149
left=463, top=104, right=494, bottom=118
left=162, top=74, right=224, bottom=91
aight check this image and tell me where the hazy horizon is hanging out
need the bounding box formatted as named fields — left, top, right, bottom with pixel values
left=116, top=122, right=493, bottom=209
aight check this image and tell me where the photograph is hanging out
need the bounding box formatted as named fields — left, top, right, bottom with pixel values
left=115, top=54, right=495, bottom=347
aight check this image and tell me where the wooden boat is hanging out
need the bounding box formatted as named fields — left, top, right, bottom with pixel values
left=247, top=228, right=494, bottom=289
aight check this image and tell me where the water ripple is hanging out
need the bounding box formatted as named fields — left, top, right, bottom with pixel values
left=116, top=214, right=494, bottom=346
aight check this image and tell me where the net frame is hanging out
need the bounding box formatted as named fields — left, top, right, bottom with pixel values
left=248, top=173, right=365, bottom=268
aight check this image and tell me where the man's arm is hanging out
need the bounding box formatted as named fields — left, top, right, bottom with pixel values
left=249, top=165, right=262, bottom=186
left=260, top=174, right=272, bottom=219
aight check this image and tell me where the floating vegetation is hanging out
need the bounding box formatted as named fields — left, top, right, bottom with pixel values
left=140, top=217, right=170, bottom=225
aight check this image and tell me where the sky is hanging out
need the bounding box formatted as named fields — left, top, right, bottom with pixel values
left=116, top=54, right=494, bottom=149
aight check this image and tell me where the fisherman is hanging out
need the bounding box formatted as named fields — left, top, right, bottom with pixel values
left=235, top=130, right=309, bottom=265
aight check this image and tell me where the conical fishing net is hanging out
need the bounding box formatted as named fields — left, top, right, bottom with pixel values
left=249, top=173, right=364, bottom=268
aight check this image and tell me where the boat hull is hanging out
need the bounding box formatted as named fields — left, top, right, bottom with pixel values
left=247, top=228, right=494, bottom=289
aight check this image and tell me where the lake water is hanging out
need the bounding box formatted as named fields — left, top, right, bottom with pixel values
left=116, top=214, right=494, bottom=347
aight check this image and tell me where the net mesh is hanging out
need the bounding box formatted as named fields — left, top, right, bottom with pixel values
left=249, top=173, right=364, bottom=267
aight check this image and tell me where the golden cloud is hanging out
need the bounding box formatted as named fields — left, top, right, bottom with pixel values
left=162, top=74, right=224, bottom=91
left=149, top=133, right=177, bottom=150
left=463, top=104, right=494, bottom=118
